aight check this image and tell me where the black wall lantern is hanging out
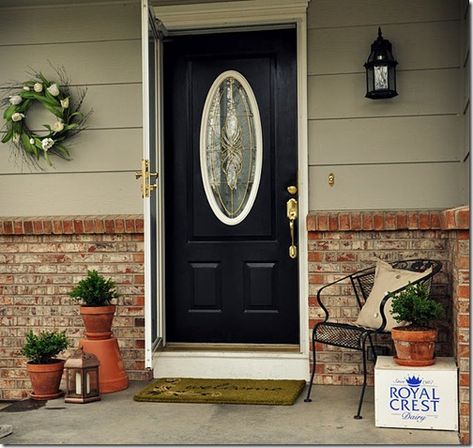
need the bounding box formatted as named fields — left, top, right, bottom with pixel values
left=364, top=27, right=398, bottom=99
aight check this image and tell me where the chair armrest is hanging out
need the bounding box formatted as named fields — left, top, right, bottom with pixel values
left=316, top=273, right=355, bottom=323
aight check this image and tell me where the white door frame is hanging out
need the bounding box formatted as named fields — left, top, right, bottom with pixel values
left=150, top=0, right=310, bottom=379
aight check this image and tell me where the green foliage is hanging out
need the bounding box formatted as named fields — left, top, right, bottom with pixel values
left=0, top=66, right=90, bottom=168
left=21, top=330, right=69, bottom=364
left=390, top=283, right=445, bottom=328
left=69, top=269, right=119, bottom=306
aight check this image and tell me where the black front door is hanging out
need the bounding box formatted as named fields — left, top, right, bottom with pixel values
left=164, top=28, right=298, bottom=344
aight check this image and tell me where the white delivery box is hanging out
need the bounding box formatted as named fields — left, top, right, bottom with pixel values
left=375, top=356, right=458, bottom=431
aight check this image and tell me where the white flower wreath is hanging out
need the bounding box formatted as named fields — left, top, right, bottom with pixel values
left=1, top=69, right=90, bottom=166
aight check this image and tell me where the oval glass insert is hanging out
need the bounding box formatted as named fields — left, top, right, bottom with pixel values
left=200, top=70, right=263, bottom=226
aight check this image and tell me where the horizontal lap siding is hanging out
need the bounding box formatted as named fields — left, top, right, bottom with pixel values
left=0, top=2, right=142, bottom=215
left=307, top=0, right=463, bottom=210
left=460, top=0, right=470, bottom=204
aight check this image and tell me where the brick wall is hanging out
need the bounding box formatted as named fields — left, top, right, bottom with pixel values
left=307, top=208, right=469, bottom=443
left=443, top=207, right=470, bottom=445
left=0, top=216, right=146, bottom=400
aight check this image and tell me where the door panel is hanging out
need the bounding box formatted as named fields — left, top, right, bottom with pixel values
left=164, top=29, right=298, bottom=344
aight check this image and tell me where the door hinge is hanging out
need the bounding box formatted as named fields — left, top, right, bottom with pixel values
left=135, top=159, right=158, bottom=198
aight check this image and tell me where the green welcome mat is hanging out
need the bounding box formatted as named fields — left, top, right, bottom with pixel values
left=133, top=378, right=306, bottom=405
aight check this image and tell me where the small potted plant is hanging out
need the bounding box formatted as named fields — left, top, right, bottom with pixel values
left=21, top=330, right=70, bottom=400
left=389, top=282, right=445, bottom=366
left=69, top=270, right=120, bottom=340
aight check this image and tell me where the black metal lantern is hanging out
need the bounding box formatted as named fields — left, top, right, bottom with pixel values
left=364, top=27, right=398, bottom=99
left=64, top=348, right=100, bottom=403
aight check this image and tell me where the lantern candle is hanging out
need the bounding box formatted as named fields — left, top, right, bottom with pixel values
left=75, top=372, right=82, bottom=394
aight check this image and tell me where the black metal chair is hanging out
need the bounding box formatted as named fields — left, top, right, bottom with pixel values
left=304, top=259, right=442, bottom=419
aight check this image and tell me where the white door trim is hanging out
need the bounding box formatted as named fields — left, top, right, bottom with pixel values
left=152, top=0, right=310, bottom=380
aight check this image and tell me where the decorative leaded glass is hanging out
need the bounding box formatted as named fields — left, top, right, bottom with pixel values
left=200, top=70, right=263, bottom=225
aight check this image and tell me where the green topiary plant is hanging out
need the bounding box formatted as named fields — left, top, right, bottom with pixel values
left=21, top=330, right=70, bottom=364
left=390, top=282, right=445, bottom=328
left=69, top=269, right=119, bottom=306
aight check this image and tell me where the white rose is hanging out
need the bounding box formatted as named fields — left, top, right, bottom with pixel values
left=12, top=134, right=20, bottom=144
left=29, top=138, right=35, bottom=145
left=11, top=112, right=25, bottom=122
left=23, top=86, right=30, bottom=91
left=41, top=138, right=55, bottom=151
left=52, top=121, right=64, bottom=132
left=47, top=83, right=60, bottom=97
left=9, top=95, right=22, bottom=105
left=33, top=82, right=43, bottom=93
left=60, top=97, right=69, bottom=108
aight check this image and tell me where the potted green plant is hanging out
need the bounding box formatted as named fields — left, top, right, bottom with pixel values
left=389, top=283, right=445, bottom=366
left=69, top=270, right=120, bottom=340
left=21, top=330, right=70, bottom=400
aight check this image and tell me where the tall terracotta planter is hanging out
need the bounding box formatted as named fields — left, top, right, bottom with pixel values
left=27, top=360, right=65, bottom=400
left=391, top=327, right=438, bottom=367
left=80, top=305, right=116, bottom=340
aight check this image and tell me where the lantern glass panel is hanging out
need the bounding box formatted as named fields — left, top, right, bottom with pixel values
left=86, top=369, right=99, bottom=395
left=374, top=66, right=388, bottom=90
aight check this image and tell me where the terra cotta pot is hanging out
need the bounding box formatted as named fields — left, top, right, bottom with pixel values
left=80, top=305, right=116, bottom=340
left=391, top=326, right=438, bottom=367
left=27, top=359, right=65, bottom=400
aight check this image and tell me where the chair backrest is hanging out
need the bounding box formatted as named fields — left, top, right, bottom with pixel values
left=351, top=259, right=442, bottom=310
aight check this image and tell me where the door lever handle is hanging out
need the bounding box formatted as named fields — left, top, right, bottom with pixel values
left=287, top=198, right=298, bottom=259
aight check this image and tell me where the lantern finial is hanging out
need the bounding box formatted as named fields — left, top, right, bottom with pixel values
left=378, top=27, right=382, bottom=38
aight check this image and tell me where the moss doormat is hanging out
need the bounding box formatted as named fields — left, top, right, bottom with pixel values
left=133, top=378, right=306, bottom=405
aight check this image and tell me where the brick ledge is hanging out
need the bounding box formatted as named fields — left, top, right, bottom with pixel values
left=0, top=215, right=144, bottom=235
left=307, top=207, right=469, bottom=232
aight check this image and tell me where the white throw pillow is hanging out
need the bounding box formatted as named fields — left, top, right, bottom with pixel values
left=355, top=260, right=432, bottom=331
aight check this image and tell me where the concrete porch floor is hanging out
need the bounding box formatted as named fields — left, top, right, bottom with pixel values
left=0, top=381, right=459, bottom=445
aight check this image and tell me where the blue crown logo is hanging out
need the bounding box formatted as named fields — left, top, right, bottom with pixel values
left=406, top=376, right=422, bottom=387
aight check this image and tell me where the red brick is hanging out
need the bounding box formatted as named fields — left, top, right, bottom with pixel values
left=396, top=212, right=408, bottom=229
left=83, top=219, right=95, bottom=234
left=95, top=219, right=105, bottom=234
left=308, top=252, right=323, bottom=262
left=32, top=220, right=43, bottom=234
left=456, top=208, right=470, bottom=229
left=329, top=214, right=338, bottom=231
left=407, top=212, right=419, bottom=229
left=419, top=213, right=431, bottom=229
left=460, top=373, right=469, bottom=387
left=362, top=213, right=373, bottom=230
left=13, top=221, right=24, bottom=235
left=134, top=275, right=144, bottom=285
left=52, top=220, right=63, bottom=234
left=350, top=213, right=362, bottom=230
left=309, top=274, right=325, bottom=284
left=373, top=213, right=384, bottom=230
left=133, top=253, right=144, bottom=263
left=104, top=219, right=115, bottom=234
left=135, top=219, right=144, bottom=233
left=457, top=230, right=469, bottom=240
left=23, top=221, right=34, bottom=234
left=339, top=214, right=350, bottom=230
left=73, top=220, right=84, bottom=234
left=307, top=215, right=316, bottom=231
left=3, top=221, right=13, bottom=234
left=63, top=220, right=74, bottom=234
left=458, top=314, right=470, bottom=328
left=317, top=214, right=329, bottom=231
left=125, top=219, right=135, bottom=233
left=458, top=285, right=470, bottom=299
left=384, top=212, right=396, bottom=230
left=431, top=212, right=441, bottom=229
left=114, top=218, right=125, bottom=233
